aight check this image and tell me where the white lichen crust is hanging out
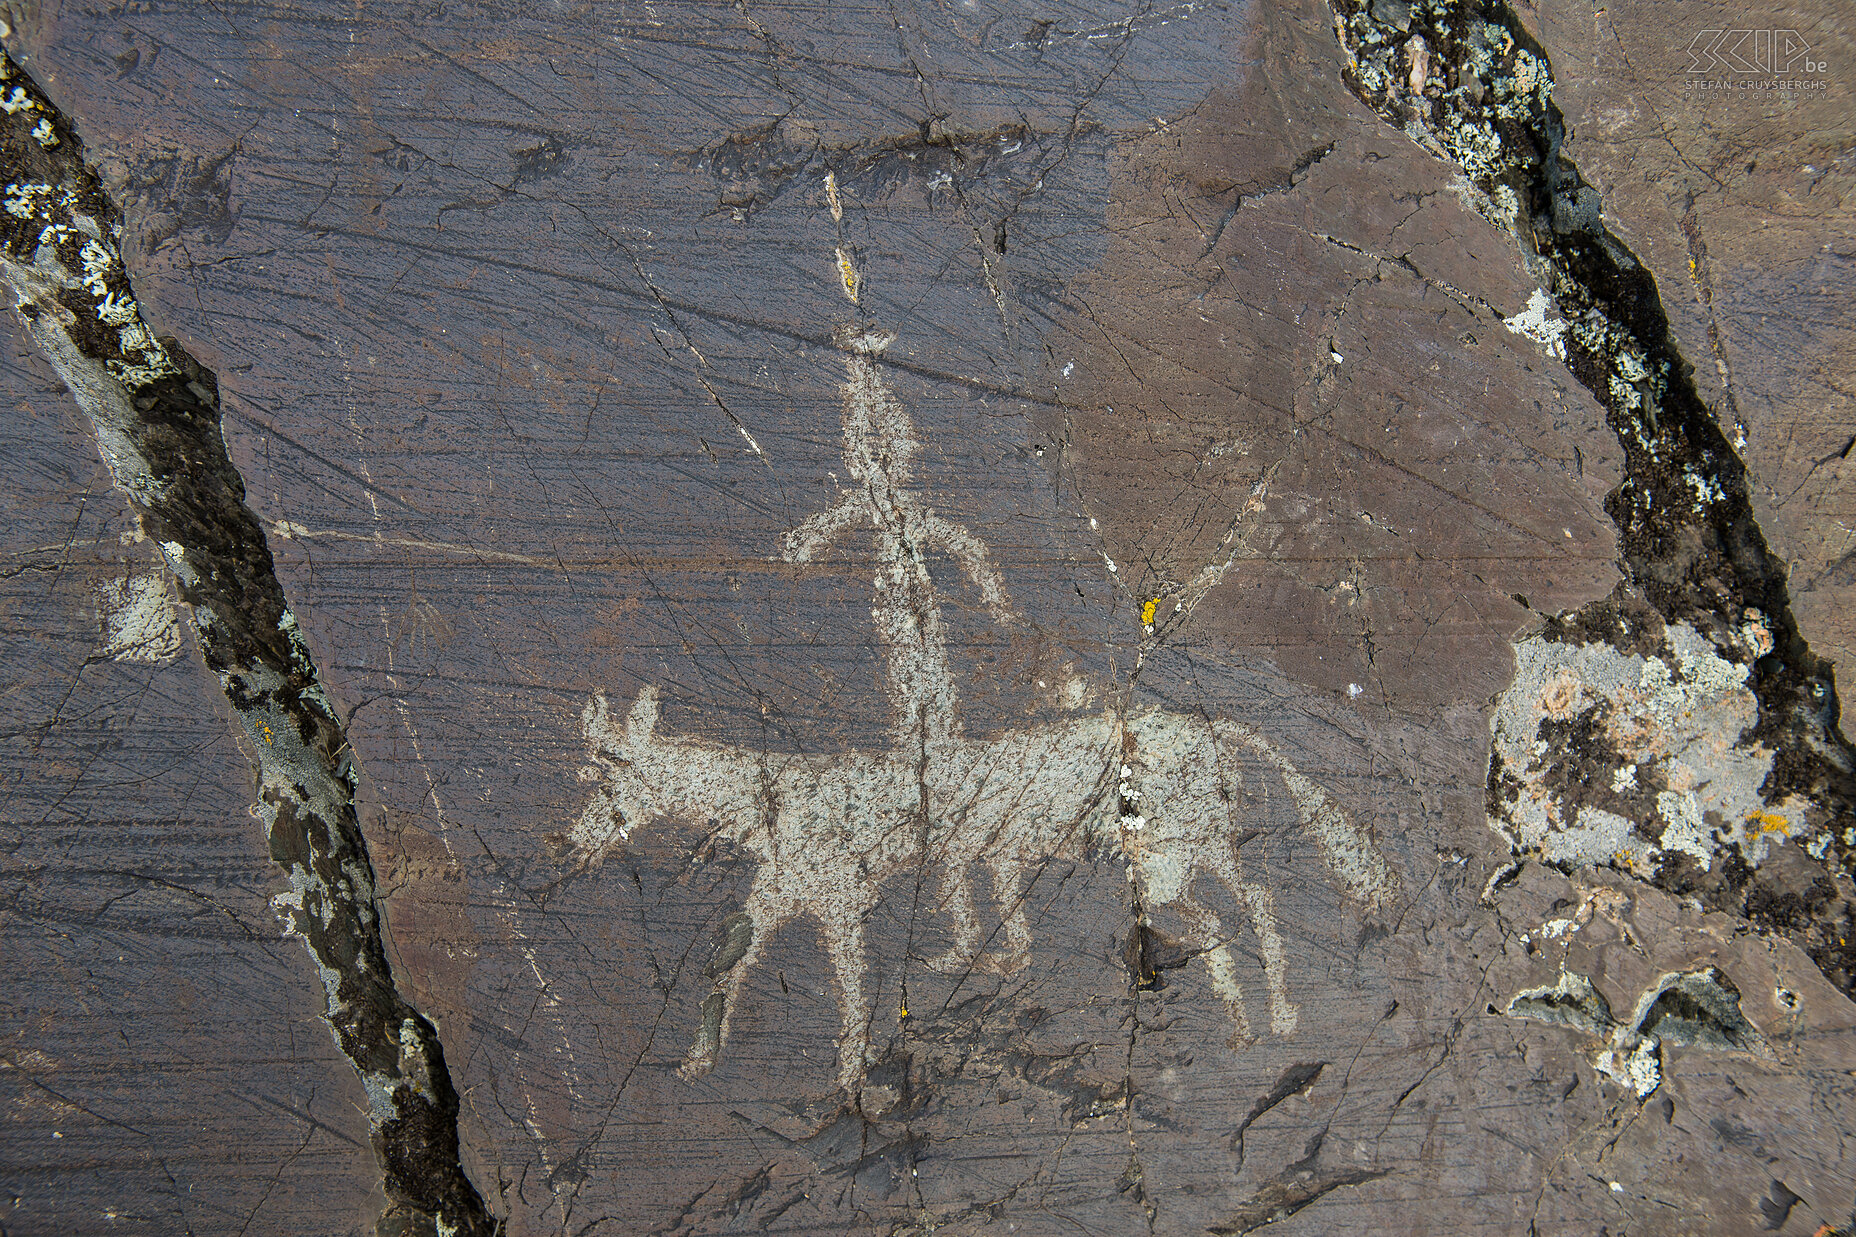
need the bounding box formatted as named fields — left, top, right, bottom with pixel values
left=1490, top=616, right=1814, bottom=876
left=0, top=56, right=178, bottom=392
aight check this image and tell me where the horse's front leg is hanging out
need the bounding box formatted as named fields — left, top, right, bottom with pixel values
left=820, top=908, right=874, bottom=1094
left=1172, top=893, right=1256, bottom=1050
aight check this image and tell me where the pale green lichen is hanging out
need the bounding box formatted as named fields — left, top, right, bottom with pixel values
left=0, top=58, right=180, bottom=390
left=1490, top=620, right=1817, bottom=875
left=4, top=181, right=55, bottom=219
left=96, top=569, right=184, bottom=662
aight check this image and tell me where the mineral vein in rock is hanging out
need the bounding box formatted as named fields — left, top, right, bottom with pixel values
left=0, top=47, right=497, bottom=1236
left=568, top=320, right=1400, bottom=1092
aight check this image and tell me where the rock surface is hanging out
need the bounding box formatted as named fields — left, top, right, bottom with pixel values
left=1, top=1, right=1852, bottom=1234
left=1, top=320, right=382, bottom=1231
left=1529, top=0, right=1856, bottom=678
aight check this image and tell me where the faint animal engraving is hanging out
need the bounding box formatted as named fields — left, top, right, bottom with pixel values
left=96, top=568, right=183, bottom=663
left=566, top=329, right=1400, bottom=1092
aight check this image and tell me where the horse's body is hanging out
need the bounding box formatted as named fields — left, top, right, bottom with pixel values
left=569, top=688, right=1394, bottom=1090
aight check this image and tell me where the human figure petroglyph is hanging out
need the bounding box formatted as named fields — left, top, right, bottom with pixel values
left=565, top=324, right=1401, bottom=1092
left=784, top=327, right=1048, bottom=977
left=784, top=328, right=1018, bottom=755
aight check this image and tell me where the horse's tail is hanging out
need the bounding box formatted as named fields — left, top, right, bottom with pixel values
left=1216, top=719, right=1401, bottom=912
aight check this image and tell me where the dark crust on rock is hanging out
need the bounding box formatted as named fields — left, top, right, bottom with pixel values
left=698, top=116, right=1067, bottom=217
left=1329, top=0, right=1856, bottom=991
left=0, top=49, right=499, bottom=1235
left=1536, top=587, right=1666, bottom=659
left=1526, top=706, right=1671, bottom=845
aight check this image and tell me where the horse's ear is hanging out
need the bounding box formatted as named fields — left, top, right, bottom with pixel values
left=582, top=693, right=613, bottom=742
left=624, top=685, right=660, bottom=746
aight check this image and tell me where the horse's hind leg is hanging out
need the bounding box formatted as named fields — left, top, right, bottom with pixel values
left=982, top=853, right=1035, bottom=975
left=1232, top=878, right=1297, bottom=1036
left=1199, top=839, right=1298, bottom=1038
left=1174, top=894, right=1255, bottom=1049
left=821, top=910, right=874, bottom=1093
left=926, top=861, right=987, bottom=974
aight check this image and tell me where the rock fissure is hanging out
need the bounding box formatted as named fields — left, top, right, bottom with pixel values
left=0, top=47, right=499, bottom=1236
left=699, top=115, right=1072, bottom=219
left=1330, top=0, right=1856, bottom=993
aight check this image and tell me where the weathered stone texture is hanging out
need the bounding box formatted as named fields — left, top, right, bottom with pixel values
left=1529, top=0, right=1856, bottom=677
left=2, top=1, right=1853, bottom=1234
left=0, top=321, right=380, bottom=1234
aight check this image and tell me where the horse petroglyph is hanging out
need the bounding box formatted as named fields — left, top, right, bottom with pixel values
left=564, top=328, right=1400, bottom=1094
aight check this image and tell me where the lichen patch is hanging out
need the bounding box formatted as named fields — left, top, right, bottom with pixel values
left=96, top=569, right=183, bottom=662
left=1505, top=965, right=1765, bottom=1099
left=1501, top=287, right=1567, bottom=358
left=1490, top=619, right=1814, bottom=874
left=1333, top=0, right=1856, bottom=993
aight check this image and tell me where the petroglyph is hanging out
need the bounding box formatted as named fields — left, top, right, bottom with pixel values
left=96, top=568, right=182, bottom=662
left=784, top=328, right=1018, bottom=754
left=564, top=325, right=1400, bottom=1093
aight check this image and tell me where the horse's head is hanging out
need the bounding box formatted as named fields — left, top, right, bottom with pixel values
left=560, top=686, right=664, bottom=866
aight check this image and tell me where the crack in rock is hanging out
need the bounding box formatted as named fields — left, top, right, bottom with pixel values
left=0, top=46, right=498, bottom=1237
left=1209, top=1125, right=1387, bottom=1235
left=1329, top=0, right=1856, bottom=993
left=695, top=116, right=1071, bottom=219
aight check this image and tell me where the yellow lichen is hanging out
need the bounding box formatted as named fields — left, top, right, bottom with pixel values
left=1748, top=811, right=1790, bottom=834
left=835, top=247, right=860, bottom=303
left=1141, top=598, right=1159, bottom=626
